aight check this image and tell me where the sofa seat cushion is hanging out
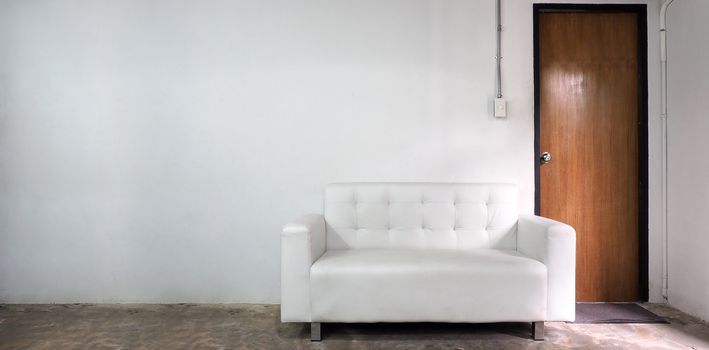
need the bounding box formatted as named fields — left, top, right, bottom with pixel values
left=310, top=249, right=547, bottom=323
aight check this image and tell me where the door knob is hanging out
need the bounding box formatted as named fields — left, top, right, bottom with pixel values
left=540, top=152, right=552, bottom=165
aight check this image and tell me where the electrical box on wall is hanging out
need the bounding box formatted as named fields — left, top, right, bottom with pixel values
left=494, top=98, right=507, bottom=118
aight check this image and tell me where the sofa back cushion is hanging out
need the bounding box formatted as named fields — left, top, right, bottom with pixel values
left=324, top=183, right=518, bottom=250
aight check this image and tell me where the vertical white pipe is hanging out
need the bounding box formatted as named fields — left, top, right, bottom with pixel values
left=660, top=0, right=674, bottom=301
left=495, top=0, right=502, bottom=98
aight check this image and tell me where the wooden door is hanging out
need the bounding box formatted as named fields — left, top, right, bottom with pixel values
left=537, top=11, right=642, bottom=302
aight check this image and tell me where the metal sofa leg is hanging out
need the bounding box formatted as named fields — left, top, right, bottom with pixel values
left=311, top=322, right=321, bottom=341
left=532, top=321, right=545, bottom=340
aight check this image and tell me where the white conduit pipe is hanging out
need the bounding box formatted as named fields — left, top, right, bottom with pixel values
left=660, top=0, right=674, bottom=301
left=495, top=0, right=502, bottom=99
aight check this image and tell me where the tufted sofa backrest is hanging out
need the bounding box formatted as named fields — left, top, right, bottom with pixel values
left=324, top=183, right=519, bottom=250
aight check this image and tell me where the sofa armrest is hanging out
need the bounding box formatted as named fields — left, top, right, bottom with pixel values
left=281, top=214, right=326, bottom=322
left=517, top=214, right=576, bottom=322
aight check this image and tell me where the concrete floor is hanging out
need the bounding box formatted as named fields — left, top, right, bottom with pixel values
left=1, top=304, right=708, bottom=349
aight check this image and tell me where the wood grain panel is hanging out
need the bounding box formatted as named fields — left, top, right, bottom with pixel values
left=539, top=12, right=639, bottom=301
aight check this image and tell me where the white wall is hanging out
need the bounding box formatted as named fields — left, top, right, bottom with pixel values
left=666, top=0, right=709, bottom=322
left=0, top=0, right=662, bottom=303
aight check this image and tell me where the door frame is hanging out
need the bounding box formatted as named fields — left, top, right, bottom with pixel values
left=533, top=4, right=649, bottom=301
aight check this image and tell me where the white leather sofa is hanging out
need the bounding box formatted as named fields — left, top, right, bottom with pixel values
left=281, top=183, right=575, bottom=341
